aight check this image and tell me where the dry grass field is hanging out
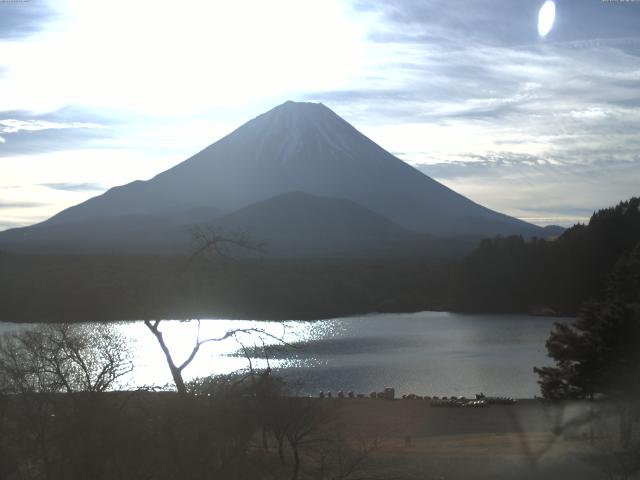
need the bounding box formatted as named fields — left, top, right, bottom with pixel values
left=324, top=398, right=611, bottom=480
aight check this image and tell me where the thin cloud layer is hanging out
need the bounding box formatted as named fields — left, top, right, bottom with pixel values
left=0, top=110, right=109, bottom=157
left=418, top=155, right=640, bottom=225
left=0, top=119, right=103, bottom=134
left=41, top=182, right=103, bottom=192
left=0, top=200, right=47, bottom=209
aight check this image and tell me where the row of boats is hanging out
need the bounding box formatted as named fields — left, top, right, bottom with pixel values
left=317, top=390, right=518, bottom=406
left=430, top=395, right=518, bottom=407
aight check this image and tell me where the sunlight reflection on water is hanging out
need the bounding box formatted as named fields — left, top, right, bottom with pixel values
left=1, top=312, right=565, bottom=397
left=112, top=319, right=324, bottom=388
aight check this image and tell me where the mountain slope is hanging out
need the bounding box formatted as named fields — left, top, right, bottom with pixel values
left=0, top=193, right=434, bottom=257
left=38, top=101, right=541, bottom=237
left=0, top=206, right=223, bottom=254
left=211, top=192, right=426, bottom=258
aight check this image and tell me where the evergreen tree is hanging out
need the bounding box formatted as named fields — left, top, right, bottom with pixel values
left=535, top=242, right=640, bottom=452
left=534, top=300, right=640, bottom=400
left=535, top=236, right=640, bottom=401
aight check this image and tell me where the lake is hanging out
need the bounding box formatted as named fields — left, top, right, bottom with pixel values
left=0, top=311, right=566, bottom=398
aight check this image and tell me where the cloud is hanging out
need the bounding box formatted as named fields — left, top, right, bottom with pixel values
left=0, top=2, right=57, bottom=39
left=0, top=109, right=110, bottom=157
left=417, top=153, right=640, bottom=226
left=41, top=182, right=103, bottom=192
left=312, top=2, right=640, bottom=137
left=0, top=200, right=47, bottom=209
left=0, top=119, right=103, bottom=134
left=354, top=0, right=640, bottom=47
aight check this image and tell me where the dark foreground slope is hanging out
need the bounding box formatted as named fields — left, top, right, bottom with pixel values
left=1, top=197, right=634, bottom=322
left=0, top=192, right=430, bottom=257
left=0, top=253, right=453, bottom=322
left=212, top=192, right=426, bottom=258
left=0, top=390, right=608, bottom=480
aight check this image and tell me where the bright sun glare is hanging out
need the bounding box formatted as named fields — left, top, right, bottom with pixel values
left=538, top=1, right=556, bottom=37
left=2, top=0, right=366, bottom=115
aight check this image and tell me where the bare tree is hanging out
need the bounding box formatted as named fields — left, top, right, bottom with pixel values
left=260, top=395, right=332, bottom=480
left=143, top=319, right=273, bottom=395
left=182, top=225, right=263, bottom=273
left=285, top=398, right=330, bottom=480
left=0, top=323, right=133, bottom=480
left=0, top=323, right=132, bottom=395
left=314, top=426, right=381, bottom=480
left=144, top=227, right=272, bottom=395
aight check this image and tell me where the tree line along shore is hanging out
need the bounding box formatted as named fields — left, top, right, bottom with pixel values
left=0, top=197, right=638, bottom=323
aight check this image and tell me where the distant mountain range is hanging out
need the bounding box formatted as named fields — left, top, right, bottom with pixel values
left=0, top=101, right=562, bottom=257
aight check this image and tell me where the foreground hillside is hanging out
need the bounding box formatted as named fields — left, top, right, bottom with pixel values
left=0, top=388, right=613, bottom=480
left=0, top=254, right=453, bottom=322
left=454, top=197, right=640, bottom=314
left=0, top=197, right=636, bottom=322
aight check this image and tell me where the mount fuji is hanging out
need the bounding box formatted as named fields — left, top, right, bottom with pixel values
left=0, top=101, right=549, bottom=256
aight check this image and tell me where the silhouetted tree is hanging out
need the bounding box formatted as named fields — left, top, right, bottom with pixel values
left=535, top=238, right=640, bottom=454
left=312, top=425, right=381, bottom=480
left=534, top=301, right=640, bottom=401
left=0, top=324, right=133, bottom=480
left=144, top=227, right=269, bottom=394
left=0, top=323, right=132, bottom=395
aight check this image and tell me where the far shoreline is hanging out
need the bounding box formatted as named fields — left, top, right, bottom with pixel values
left=0, top=307, right=576, bottom=325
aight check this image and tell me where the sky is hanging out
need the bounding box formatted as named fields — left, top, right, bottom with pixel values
left=1, top=0, right=639, bottom=230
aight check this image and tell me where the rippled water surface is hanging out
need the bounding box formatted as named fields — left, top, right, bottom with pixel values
left=0, top=312, right=565, bottom=397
